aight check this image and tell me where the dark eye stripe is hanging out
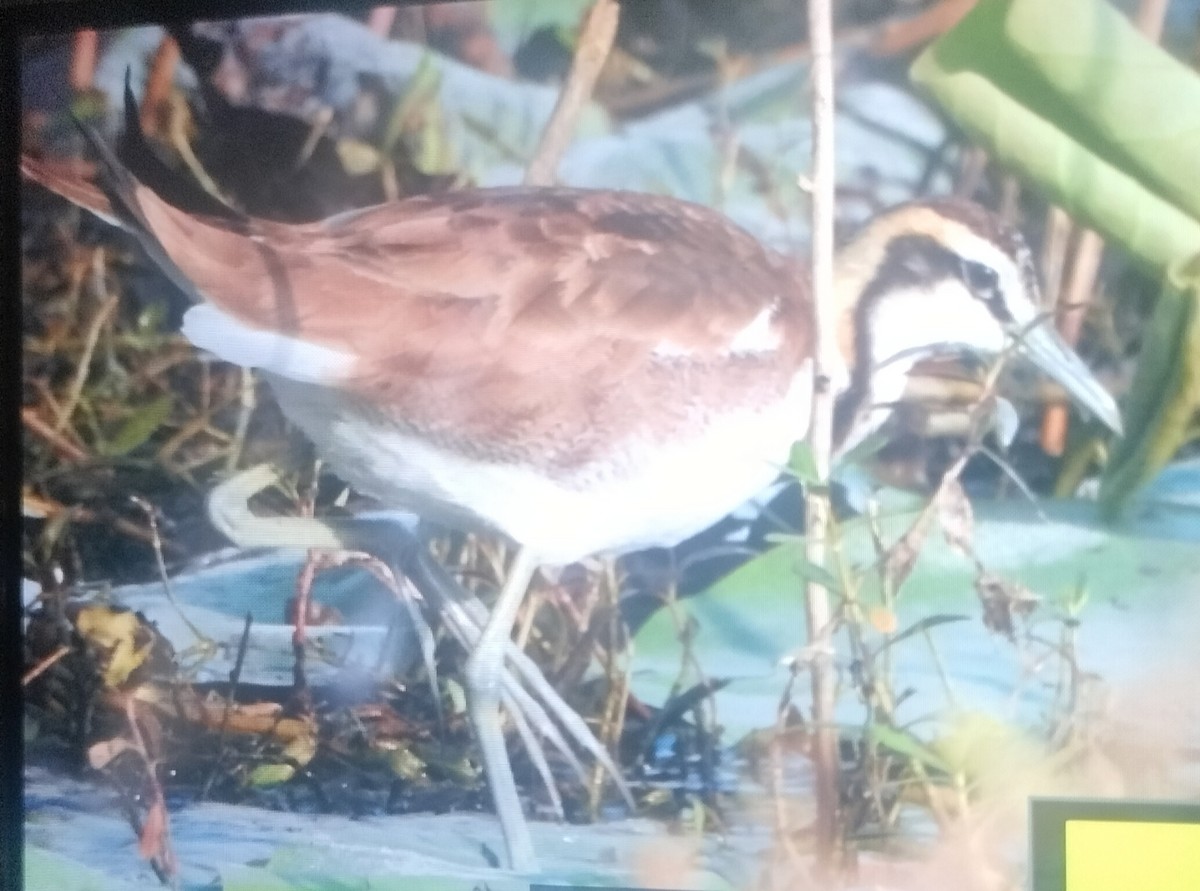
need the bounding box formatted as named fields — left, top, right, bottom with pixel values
left=961, top=259, right=1012, bottom=322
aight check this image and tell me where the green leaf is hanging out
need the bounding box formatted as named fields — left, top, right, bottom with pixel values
left=911, top=0, right=1200, bottom=274
left=1004, top=0, right=1200, bottom=224
left=247, top=762, right=297, bottom=787
left=97, top=394, right=172, bottom=457
left=874, top=613, right=970, bottom=653
left=788, top=441, right=820, bottom=485
left=868, top=723, right=953, bottom=774
left=381, top=51, right=442, bottom=155
left=788, top=552, right=843, bottom=593
left=1101, top=255, right=1200, bottom=515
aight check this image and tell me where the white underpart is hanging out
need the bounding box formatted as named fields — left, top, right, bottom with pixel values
left=263, top=360, right=814, bottom=566
left=837, top=279, right=1009, bottom=454
left=871, top=280, right=1007, bottom=367
left=652, top=304, right=781, bottom=358
left=182, top=303, right=355, bottom=383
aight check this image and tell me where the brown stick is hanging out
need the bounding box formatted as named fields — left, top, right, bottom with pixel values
left=68, top=29, right=100, bottom=94
left=523, top=0, right=619, bottom=187
left=868, top=0, right=976, bottom=57
left=22, top=407, right=90, bottom=463
left=366, top=5, right=399, bottom=38
left=140, top=36, right=180, bottom=137
left=22, top=645, right=71, bottom=686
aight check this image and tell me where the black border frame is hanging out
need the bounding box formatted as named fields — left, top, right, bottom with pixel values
left=1030, top=797, right=1200, bottom=891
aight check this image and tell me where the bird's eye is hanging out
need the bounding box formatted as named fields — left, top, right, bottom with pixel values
left=962, top=261, right=1000, bottom=298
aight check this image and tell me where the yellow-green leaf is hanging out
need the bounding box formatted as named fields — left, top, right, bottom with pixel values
left=911, top=0, right=1200, bottom=274
left=99, top=394, right=173, bottom=457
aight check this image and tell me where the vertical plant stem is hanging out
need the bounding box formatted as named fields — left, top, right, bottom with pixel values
left=523, top=0, right=619, bottom=186
left=68, top=29, right=99, bottom=93
left=804, top=0, right=841, bottom=872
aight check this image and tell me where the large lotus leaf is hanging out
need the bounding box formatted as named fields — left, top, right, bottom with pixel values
left=910, top=0, right=1200, bottom=274
left=1004, top=0, right=1200, bottom=223
left=631, top=489, right=1200, bottom=742
left=24, top=846, right=142, bottom=891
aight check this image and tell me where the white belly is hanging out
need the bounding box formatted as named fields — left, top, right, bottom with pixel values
left=265, top=371, right=812, bottom=566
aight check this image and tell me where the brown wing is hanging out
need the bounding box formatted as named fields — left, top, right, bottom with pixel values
left=21, top=155, right=116, bottom=223
left=25, top=152, right=811, bottom=452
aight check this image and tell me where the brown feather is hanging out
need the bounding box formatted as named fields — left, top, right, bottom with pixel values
left=22, top=153, right=813, bottom=470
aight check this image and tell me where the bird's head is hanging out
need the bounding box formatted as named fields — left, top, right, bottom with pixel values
left=831, top=199, right=1123, bottom=450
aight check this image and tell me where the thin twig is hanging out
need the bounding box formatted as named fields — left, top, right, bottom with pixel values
left=140, top=36, right=180, bottom=136
left=803, top=0, right=842, bottom=873
left=523, top=0, right=619, bottom=186
left=366, top=5, right=398, bottom=38
left=22, top=645, right=71, bottom=686
left=21, top=407, right=90, bottom=463
left=68, top=29, right=99, bottom=93
left=131, top=495, right=214, bottom=651
left=53, top=253, right=117, bottom=434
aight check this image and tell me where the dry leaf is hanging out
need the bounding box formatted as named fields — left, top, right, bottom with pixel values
left=74, top=605, right=154, bottom=688
left=87, top=736, right=134, bottom=769
left=937, top=477, right=975, bottom=557
left=975, top=572, right=1039, bottom=640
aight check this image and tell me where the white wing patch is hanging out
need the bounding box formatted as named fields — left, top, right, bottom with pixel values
left=651, top=304, right=782, bottom=358
left=181, top=303, right=355, bottom=383
left=727, top=305, right=782, bottom=353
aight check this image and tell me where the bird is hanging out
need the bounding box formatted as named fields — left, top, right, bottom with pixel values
left=21, top=134, right=1122, bottom=872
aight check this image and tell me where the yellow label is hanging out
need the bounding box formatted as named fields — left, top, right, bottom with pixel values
left=1065, top=820, right=1200, bottom=891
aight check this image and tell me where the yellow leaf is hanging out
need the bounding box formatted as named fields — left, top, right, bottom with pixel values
left=74, top=606, right=154, bottom=688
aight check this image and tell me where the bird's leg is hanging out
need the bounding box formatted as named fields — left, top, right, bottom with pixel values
left=465, top=545, right=540, bottom=873
left=209, top=467, right=633, bottom=866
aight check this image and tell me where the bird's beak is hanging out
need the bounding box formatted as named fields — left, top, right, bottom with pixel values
left=1016, top=323, right=1123, bottom=435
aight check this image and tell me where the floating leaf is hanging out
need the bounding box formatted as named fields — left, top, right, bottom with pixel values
left=632, top=497, right=1200, bottom=741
